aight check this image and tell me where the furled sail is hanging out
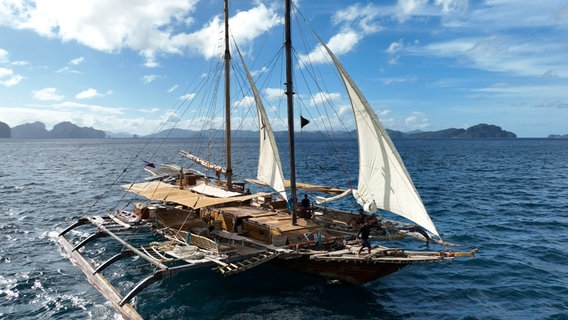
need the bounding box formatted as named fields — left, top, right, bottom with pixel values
left=179, top=150, right=227, bottom=174
left=315, top=35, right=440, bottom=238
left=235, top=45, right=288, bottom=201
left=314, top=188, right=352, bottom=205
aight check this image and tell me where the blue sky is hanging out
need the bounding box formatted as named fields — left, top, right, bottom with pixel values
left=0, top=0, right=567, bottom=138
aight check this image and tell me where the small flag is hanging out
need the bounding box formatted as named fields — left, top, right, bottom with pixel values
left=143, top=160, right=155, bottom=168
left=300, top=116, right=310, bottom=128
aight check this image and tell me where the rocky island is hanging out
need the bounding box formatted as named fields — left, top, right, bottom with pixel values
left=0, top=121, right=519, bottom=139
left=1, top=121, right=105, bottom=139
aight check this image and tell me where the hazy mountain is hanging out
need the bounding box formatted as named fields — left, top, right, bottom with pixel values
left=144, top=123, right=516, bottom=140
left=49, top=121, right=106, bottom=138
left=0, top=121, right=519, bottom=139
left=12, top=121, right=50, bottom=139
left=10, top=121, right=105, bottom=139
left=0, top=121, right=10, bottom=138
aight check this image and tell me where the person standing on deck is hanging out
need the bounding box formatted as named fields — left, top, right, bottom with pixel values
left=357, top=219, right=372, bottom=257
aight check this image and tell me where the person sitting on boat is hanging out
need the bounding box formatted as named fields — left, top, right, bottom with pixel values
left=357, top=219, right=372, bottom=257
left=300, top=194, right=312, bottom=218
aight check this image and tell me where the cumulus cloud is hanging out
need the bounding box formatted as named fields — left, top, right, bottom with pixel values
left=0, top=48, right=8, bottom=62
left=32, top=87, right=64, bottom=101
left=0, top=67, right=23, bottom=86
left=75, top=88, right=103, bottom=99
left=310, top=92, right=342, bottom=106
left=0, top=1, right=278, bottom=66
left=300, top=3, right=382, bottom=64
left=395, top=0, right=428, bottom=22
left=264, top=87, right=284, bottom=101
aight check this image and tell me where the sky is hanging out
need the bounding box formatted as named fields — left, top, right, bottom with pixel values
left=0, top=0, right=567, bottom=138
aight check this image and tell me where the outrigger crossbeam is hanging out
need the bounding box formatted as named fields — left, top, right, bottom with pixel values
left=58, top=215, right=227, bottom=319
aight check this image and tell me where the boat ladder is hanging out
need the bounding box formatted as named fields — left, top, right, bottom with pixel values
left=216, top=250, right=282, bottom=276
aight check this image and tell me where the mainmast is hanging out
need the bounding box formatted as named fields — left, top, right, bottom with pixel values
left=224, top=0, right=233, bottom=191
left=285, top=0, right=298, bottom=213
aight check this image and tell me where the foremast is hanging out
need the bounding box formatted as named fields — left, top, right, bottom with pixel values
left=285, top=0, right=298, bottom=214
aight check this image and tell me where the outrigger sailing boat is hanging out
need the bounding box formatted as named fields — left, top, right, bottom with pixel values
left=58, top=1, right=476, bottom=318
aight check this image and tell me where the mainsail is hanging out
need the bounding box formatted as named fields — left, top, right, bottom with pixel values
left=235, top=45, right=288, bottom=201
left=315, top=36, right=440, bottom=238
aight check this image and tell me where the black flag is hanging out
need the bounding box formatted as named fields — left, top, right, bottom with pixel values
left=300, top=116, right=310, bottom=128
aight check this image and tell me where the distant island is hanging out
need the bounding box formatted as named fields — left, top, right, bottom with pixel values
left=388, top=124, right=517, bottom=139
left=0, top=120, right=525, bottom=139
left=548, top=134, right=568, bottom=139
left=0, top=121, right=105, bottom=139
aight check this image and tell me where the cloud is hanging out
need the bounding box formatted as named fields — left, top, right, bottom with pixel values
left=310, top=92, right=342, bottom=106
left=264, top=87, right=284, bottom=101
left=534, top=100, right=568, bottom=109
left=434, top=0, right=468, bottom=14
left=0, top=48, right=24, bottom=86
left=422, top=36, right=568, bottom=78
left=234, top=96, right=255, bottom=108
left=179, top=93, right=196, bottom=101
left=32, top=87, right=64, bottom=101
left=0, top=48, right=8, bottom=62
left=394, top=0, right=467, bottom=22
left=395, top=0, right=428, bottom=22
left=70, top=56, right=84, bottom=65
left=0, top=67, right=23, bottom=86
left=142, top=74, right=159, bottom=84
left=332, top=3, right=381, bottom=34
left=138, top=107, right=161, bottom=113
left=52, top=101, right=122, bottom=114
left=167, top=84, right=179, bottom=93
left=0, top=1, right=278, bottom=66
left=404, top=111, right=429, bottom=129
left=75, top=88, right=103, bottom=99
left=382, top=76, right=416, bottom=85
left=170, top=3, right=279, bottom=60
left=300, top=3, right=382, bottom=64
left=387, top=40, right=404, bottom=54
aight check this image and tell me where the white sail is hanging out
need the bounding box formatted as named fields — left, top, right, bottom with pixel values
left=316, top=36, right=440, bottom=238
left=235, top=45, right=288, bottom=201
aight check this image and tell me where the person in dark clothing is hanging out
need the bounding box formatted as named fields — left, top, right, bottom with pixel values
left=357, top=219, right=372, bottom=257
left=300, top=194, right=311, bottom=218
left=301, top=194, right=310, bottom=209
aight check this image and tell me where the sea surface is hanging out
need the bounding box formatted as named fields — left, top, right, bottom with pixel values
left=0, top=138, right=567, bottom=319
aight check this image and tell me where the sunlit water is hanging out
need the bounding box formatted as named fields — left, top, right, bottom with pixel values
left=0, top=138, right=567, bottom=319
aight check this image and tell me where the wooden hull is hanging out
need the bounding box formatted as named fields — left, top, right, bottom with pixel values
left=273, top=254, right=409, bottom=285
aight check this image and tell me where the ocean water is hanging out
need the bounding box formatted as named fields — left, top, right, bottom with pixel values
left=1, top=138, right=567, bottom=319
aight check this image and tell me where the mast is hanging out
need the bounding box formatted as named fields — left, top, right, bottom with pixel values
left=224, top=0, right=233, bottom=191
left=285, top=0, right=298, bottom=212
